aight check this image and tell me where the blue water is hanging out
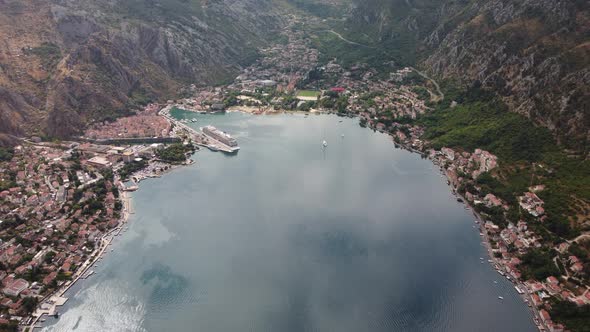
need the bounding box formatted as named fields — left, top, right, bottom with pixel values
left=43, top=112, right=536, bottom=331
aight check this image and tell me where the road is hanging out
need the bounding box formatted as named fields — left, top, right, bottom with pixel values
left=571, top=232, right=590, bottom=243
left=453, top=184, right=547, bottom=332
left=321, top=30, right=444, bottom=102
left=410, top=67, right=444, bottom=101
left=322, top=30, right=374, bottom=48
left=27, top=183, right=132, bottom=331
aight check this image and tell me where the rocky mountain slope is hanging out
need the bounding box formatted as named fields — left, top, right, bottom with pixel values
left=350, top=0, right=589, bottom=151
left=0, top=0, right=280, bottom=142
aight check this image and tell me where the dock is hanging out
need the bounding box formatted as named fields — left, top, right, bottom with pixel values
left=159, top=105, right=239, bottom=153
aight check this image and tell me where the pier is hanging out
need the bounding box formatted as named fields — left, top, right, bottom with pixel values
left=159, top=105, right=239, bottom=153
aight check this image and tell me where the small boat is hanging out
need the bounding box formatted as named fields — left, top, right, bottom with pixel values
left=322, top=140, right=328, bottom=147
left=341, top=134, right=344, bottom=138
left=498, top=296, right=504, bottom=300
left=493, top=281, right=498, bottom=284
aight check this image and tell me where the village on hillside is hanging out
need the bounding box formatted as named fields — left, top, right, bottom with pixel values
left=0, top=11, right=587, bottom=332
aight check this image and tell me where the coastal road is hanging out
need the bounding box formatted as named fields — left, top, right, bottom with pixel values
left=27, top=185, right=132, bottom=331
left=435, top=164, right=545, bottom=331
left=466, top=192, right=547, bottom=332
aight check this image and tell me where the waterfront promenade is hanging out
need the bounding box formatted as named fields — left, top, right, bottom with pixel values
left=27, top=189, right=133, bottom=330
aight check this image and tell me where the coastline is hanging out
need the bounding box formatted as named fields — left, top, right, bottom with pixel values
left=226, top=107, right=545, bottom=330
left=27, top=139, right=197, bottom=329
left=29, top=111, right=541, bottom=331
left=440, top=169, right=547, bottom=331
left=402, top=140, right=546, bottom=331
left=27, top=186, right=134, bottom=330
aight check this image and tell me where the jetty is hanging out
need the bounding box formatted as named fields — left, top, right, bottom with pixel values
left=159, top=105, right=239, bottom=153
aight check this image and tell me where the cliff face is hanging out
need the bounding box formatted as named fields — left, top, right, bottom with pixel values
left=423, top=0, right=589, bottom=149
left=0, top=0, right=281, bottom=142
left=350, top=0, right=590, bottom=149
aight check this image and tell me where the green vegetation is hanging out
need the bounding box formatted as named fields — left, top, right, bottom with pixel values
left=118, top=160, right=147, bottom=181
left=310, top=31, right=399, bottom=72
left=116, top=0, right=203, bottom=23
left=27, top=42, right=62, bottom=70
left=287, top=0, right=348, bottom=18
left=296, top=90, right=321, bottom=98
left=0, top=179, right=16, bottom=192
left=551, top=301, right=590, bottom=332
left=156, top=143, right=194, bottom=163
left=520, top=249, right=560, bottom=280
left=411, top=86, right=430, bottom=101
left=419, top=90, right=557, bottom=163
left=21, top=297, right=38, bottom=313
left=0, top=148, right=14, bottom=162
left=0, top=321, right=19, bottom=332
left=127, top=86, right=154, bottom=108
left=414, top=85, right=589, bottom=239
left=318, top=92, right=348, bottom=113
left=0, top=173, right=16, bottom=192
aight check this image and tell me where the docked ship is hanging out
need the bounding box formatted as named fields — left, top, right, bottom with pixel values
left=201, top=125, right=240, bottom=153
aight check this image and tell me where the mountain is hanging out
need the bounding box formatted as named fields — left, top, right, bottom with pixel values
left=0, top=0, right=281, bottom=142
left=2, top=0, right=588, bottom=150
left=349, top=0, right=589, bottom=151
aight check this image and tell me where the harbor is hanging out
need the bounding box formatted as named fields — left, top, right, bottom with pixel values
left=40, top=113, right=538, bottom=332
left=159, top=105, right=240, bottom=154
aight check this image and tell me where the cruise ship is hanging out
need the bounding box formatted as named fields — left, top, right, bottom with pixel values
left=201, top=125, right=240, bottom=153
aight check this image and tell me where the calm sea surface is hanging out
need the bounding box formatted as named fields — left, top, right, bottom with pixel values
left=42, top=111, right=537, bottom=332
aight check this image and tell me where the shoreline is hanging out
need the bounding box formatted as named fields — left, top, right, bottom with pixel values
left=28, top=142, right=198, bottom=329
left=228, top=107, right=546, bottom=330
left=29, top=111, right=540, bottom=331
left=167, top=107, right=546, bottom=329
left=439, top=169, right=548, bottom=331
left=27, top=186, right=134, bottom=330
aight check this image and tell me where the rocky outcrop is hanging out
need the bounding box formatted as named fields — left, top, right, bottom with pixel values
left=423, top=0, right=589, bottom=149
left=0, top=87, right=37, bottom=145
left=349, top=0, right=590, bottom=150
left=0, top=0, right=281, bottom=144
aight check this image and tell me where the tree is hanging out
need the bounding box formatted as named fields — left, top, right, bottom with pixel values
left=22, top=297, right=38, bottom=313
left=44, top=251, right=56, bottom=264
